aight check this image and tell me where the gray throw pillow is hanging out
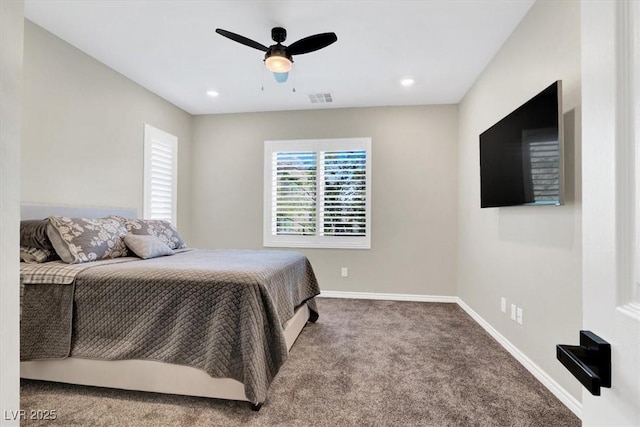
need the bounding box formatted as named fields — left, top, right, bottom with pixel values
left=46, top=216, right=129, bottom=264
left=124, top=234, right=173, bottom=259
left=20, top=219, right=60, bottom=262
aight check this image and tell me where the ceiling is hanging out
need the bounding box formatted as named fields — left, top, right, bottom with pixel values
left=24, top=1, right=534, bottom=116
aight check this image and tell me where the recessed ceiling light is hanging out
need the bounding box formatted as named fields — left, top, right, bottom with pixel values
left=206, top=90, right=219, bottom=97
left=400, top=78, right=415, bottom=87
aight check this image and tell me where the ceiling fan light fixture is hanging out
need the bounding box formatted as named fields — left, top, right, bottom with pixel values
left=265, top=52, right=292, bottom=73
left=274, top=72, right=289, bottom=83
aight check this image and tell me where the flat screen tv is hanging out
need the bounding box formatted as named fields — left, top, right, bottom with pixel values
left=479, top=81, right=563, bottom=208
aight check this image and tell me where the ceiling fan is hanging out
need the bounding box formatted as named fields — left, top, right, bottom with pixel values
left=215, top=27, right=337, bottom=83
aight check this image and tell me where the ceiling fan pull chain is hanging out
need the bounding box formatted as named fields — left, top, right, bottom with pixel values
left=292, top=64, right=296, bottom=92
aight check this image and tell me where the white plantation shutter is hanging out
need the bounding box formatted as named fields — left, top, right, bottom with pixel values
left=264, top=138, right=371, bottom=249
left=320, top=150, right=367, bottom=237
left=272, top=151, right=317, bottom=236
left=144, top=124, right=178, bottom=224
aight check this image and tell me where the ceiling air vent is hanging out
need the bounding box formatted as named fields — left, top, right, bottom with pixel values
left=308, top=93, right=333, bottom=104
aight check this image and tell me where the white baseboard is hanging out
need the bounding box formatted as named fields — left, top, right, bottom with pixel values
left=317, top=290, right=582, bottom=419
left=319, top=290, right=457, bottom=303
left=456, top=298, right=582, bottom=419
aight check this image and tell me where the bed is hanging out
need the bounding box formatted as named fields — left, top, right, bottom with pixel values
left=19, top=204, right=320, bottom=410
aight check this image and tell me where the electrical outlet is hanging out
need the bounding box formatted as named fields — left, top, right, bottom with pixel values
left=501, top=297, right=506, bottom=313
left=341, top=267, right=348, bottom=278
left=510, top=304, right=517, bottom=321
left=516, top=307, right=523, bottom=325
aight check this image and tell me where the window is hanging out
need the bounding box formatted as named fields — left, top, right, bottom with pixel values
left=143, top=124, right=178, bottom=224
left=264, top=138, right=371, bottom=249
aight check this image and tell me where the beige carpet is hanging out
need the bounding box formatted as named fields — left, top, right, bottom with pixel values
left=20, top=298, right=580, bottom=426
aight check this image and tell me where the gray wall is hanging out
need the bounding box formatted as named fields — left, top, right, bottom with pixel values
left=0, top=0, right=24, bottom=421
left=21, top=21, right=194, bottom=242
left=191, top=106, right=459, bottom=296
left=457, top=0, right=582, bottom=400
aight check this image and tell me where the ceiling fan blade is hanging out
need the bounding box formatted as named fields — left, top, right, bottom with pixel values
left=215, top=28, right=268, bottom=51
left=287, top=32, right=337, bottom=55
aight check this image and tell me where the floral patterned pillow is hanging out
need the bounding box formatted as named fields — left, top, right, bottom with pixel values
left=120, top=218, right=187, bottom=250
left=46, top=216, right=129, bottom=264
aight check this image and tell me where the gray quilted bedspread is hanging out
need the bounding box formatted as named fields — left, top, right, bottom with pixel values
left=20, top=249, right=320, bottom=403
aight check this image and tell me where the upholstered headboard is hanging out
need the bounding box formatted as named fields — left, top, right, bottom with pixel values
left=21, top=204, right=137, bottom=220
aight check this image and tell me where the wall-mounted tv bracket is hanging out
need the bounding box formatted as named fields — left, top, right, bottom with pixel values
left=557, top=330, right=611, bottom=396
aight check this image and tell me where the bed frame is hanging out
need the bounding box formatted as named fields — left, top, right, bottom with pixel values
left=19, top=204, right=313, bottom=410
